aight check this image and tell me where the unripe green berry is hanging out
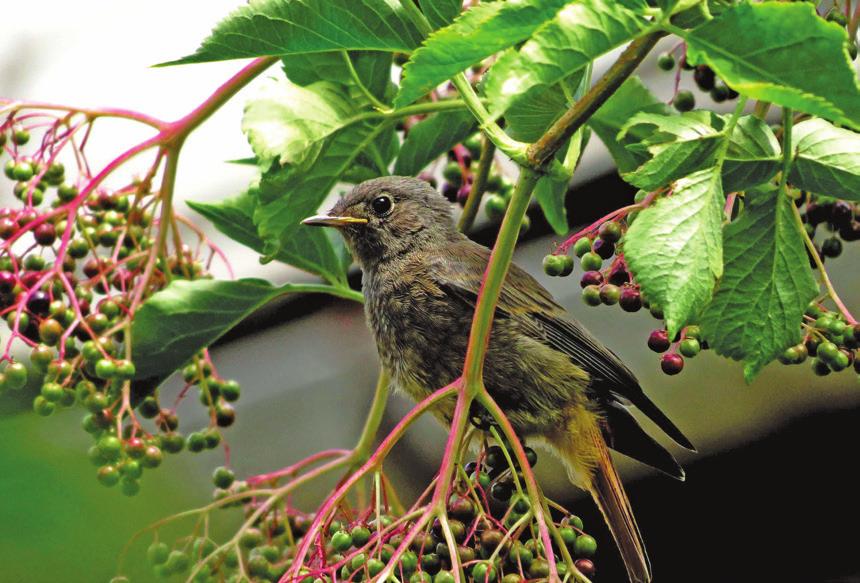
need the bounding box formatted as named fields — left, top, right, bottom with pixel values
left=572, top=237, right=592, bottom=258
left=679, top=338, right=701, bottom=358
left=657, top=53, right=675, bottom=71
left=573, top=534, right=597, bottom=557
left=580, top=251, right=602, bottom=271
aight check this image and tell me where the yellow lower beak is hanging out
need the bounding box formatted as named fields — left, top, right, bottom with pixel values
left=301, top=215, right=368, bottom=227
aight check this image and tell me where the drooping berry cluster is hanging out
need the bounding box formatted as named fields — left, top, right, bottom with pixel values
left=800, top=197, right=859, bottom=265
left=139, top=439, right=598, bottom=583
left=656, top=46, right=739, bottom=112
left=0, top=107, right=240, bottom=495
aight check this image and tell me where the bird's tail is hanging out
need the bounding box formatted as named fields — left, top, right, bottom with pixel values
left=551, top=421, right=651, bottom=583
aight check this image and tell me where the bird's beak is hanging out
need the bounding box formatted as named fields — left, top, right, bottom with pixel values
left=301, top=215, right=368, bottom=227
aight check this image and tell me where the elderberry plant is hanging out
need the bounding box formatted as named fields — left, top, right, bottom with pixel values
left=2, top=0, right=859, bottom=582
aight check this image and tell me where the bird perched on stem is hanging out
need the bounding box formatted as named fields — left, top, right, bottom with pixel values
left=304, top=176, right=694, bottom=583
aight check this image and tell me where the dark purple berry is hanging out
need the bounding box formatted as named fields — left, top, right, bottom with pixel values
left=592, top=238, right=615, bottom=260
left=27, top=291, right=51, bottom=316
left=598, top=221, right=622, bottom=243
left=619, top=288, right=642, bottom=312
left=660, top=353, right=684, bottom=375
left=607, top=264, right=630, bottom=285
left=580, top=271, right=603, bottom=288
left=648, top=329, right=670, bottom=353
left=34, top=223, right=56, bottom=246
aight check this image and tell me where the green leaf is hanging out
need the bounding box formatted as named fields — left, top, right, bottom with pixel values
left=242, top=78, right=355, bottom=169
left=393, top=110, right=476, bottom=176
left=187, top=190, right=348, bottom=286
left=162, top=0, right=423, bottom=65
left=721, top=115, right=781, bottom=192
left=683, top=2, right=860, bottom=130
left=132, top=279, right=360, bottom=378
left=394, top=0, right=569, bottom=107
left=419, top=0, right=462, bottom=30
left=618, top=112, right=780, bottom=191
left=503, top=68, right=586, bottom=142
left=788, top=118, right=860, bottom=201
left=624, top=167, right=724, bottom=338
left=484, top=0, right=652, bottom=118
left=254, top=120, right=392, bottom=261
left=700, top=187, right=818, bottom=382
left=588, top=76, right=671, bottom=173
left=620, top=111, right=724, bottom=190
left=133, top=279, right=281, bottom=378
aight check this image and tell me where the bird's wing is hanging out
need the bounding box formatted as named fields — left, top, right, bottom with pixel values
left=426, top=239, right=695, bottom=456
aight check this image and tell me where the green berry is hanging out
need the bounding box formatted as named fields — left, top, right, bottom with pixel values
left=33, top=395, right=56, bottom=416
left=97, top=465, right=120, bottom=487
left=187, top=432, right=206, bottom=453
left=142, top=445, right=163, bottom=468
left=657, top=53, right=675, bottom=71
left=580, top=251, right=602, bottom=271
left=817, top=341, right=840, bottom=362
left=673, top=90, right=695, bottom=112
left=119, top=459, right=143, bottom=479
left=679, top=338, right=701, bottom=358
left=351, top=525, right=371, bottom=547
left=471, top=562, right=497, bottom=582
left=573, top=534, right=597, bottom=558
left=12, top=162, right=34, bottom=181
left=213, top=466, right=235, bottom=489
left=147, top=542, right=170, bottom=565
left=239, top=527, right=264, bottom=549
left=40, top=382, right=64, bottom=402
left=442, top=161, right=462, bottom=182
left=367, top=558, right=384, bottom=577
left=115, top=359, right=136, bottom=379
left=542, top=254, right=566, bottom=277
left=221, top=380, right=241, bottom=401
left=484, top=194, right=508, bottom=220
left=164, top=550, right=190, bottom=574
left=12, top=128, right=30, bottom=145
left=4, top=362, right=27, bottom=390
left=560, top=526, right=577, bottom=547
left=572, top=237, right=592, bottom=258
left=434, top=570, right=455, bottom=583
left=582, top=285, right=602, bottom=307
left=598, top=220, right=623, bottom=243
left=98, top=435, right=122, bottom=460
left=331, top=530, right=352, bottom=552
left=95, top=358, right=117, bottom=379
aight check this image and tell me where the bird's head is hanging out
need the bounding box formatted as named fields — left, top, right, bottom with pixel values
left=302, top=176, right=458, bottom=269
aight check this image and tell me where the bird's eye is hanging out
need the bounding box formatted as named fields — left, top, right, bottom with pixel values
left=371, top=195, right=393, bottom=216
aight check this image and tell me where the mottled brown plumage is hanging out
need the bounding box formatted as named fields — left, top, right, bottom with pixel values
left=304, top=176, right=694, bottom=583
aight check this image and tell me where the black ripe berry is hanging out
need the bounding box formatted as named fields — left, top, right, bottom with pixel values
left=693, top=66, right=716, bottom=91
left=821, top=237, right=842, bottom=258
left=661, top=353, right=684, bottom=375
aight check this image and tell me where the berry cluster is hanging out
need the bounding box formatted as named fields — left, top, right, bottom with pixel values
left=542, top=184, right=859, bottom=379
left=140, top=440, right=597, bottom=583
left=791, top=304, right=859, bottom=378
left=656, top=48, right=739, bottom=112
left=800, top=197, right=860, bottom=264
left=0, top=108, right=239, bottom=495
left=542, top=190, right=713, bottom=377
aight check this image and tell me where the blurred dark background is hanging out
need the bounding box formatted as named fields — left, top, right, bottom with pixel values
left=2, top=3, right=859, bottom=582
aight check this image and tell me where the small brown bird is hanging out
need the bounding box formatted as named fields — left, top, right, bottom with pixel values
left=304, top=176, right=694, bottom=583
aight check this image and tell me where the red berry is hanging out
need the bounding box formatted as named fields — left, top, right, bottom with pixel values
left=660, top=353, right=684, bottom=375
left=647, top=329, right=670, bottom=353
left=574, top=559, right=596, bottom=578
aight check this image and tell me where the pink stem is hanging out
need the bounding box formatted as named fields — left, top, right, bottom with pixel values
left=247, top=449, right=352, bottom=486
